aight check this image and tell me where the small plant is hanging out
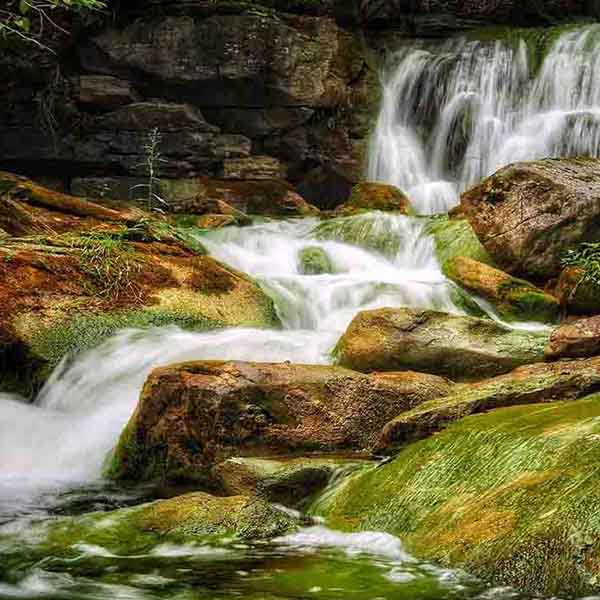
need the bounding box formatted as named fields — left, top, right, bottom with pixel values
left=561, top=242, right=600, bottom=287
left=131, top=127, right=168, bottom=213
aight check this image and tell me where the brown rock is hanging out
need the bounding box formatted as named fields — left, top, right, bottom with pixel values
left=546, top=316, right=600, bottom=359
left=222, top=156, right=283, bottom=180
left=73, top=75, right=140, bottom=111
left=556, top=266, right=600, bottom=315
left=334, top=182, right=412, bottom=216
left=105, top=361, right=453, bottom=482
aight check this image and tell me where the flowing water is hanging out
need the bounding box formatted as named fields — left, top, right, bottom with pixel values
left=2, top=23, right=600, bottom=600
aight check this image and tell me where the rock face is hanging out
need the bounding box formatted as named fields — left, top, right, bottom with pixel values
left=317, top=395, right=600, bottom=597
left=546, top=317, right=600, bottom=359
left=460, top=158, right=600, bottom=279
left=333, top=182, right=412, bottom=216
left=106, top=361, right=453, bottom=483
left=444, top=256, right=560, bottom=323
left=0, top=174, right=278, bottom=396
left=334, top=308, right=550, bottom=380
left=378, top=357, right=600, bottom=452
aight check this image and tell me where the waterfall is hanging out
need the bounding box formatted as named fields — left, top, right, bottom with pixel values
left=369, top=25, right=600, bottom=214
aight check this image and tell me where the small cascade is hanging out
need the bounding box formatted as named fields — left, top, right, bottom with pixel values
left=369, top=25, right=600, bottom=214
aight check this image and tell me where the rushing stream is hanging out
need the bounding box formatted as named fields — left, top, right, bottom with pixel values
left=2, top=23, right=600, bottom=600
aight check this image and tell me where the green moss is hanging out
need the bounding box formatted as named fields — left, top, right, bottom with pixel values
left=298, top=246, right=333, bottom=275
left=424, top=216, right=493, bottom=266
left=449, top=284, right=490, bottom=319
left=315, top=396, right=600, bottom=597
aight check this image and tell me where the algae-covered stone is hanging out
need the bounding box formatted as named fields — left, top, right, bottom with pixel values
left=334, top=307, right=550, bottom=380
left=556, top=266, right=600, bottom=314
left=424, top=215, right=493, bottom=266
left=105, top=361, right=452, bottom=483
left=317, top=396, right=600, bottom=597
left=378, top=356, right=600, bottom=453
left=546, top=316, right=600, bottom=359
left=213, top=456, right=368, bottom=507
left=298, top=246, right=333, bottom=275
left=334, top=182, right=412, bottom=217
left=44, top=492, right=299, bottom=553
left=444, top=256, right=559, bottom=323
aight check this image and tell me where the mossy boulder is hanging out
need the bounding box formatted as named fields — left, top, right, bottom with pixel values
left=105, top=361, right=453, bottom=483
left=444, top=256, right=560, bottom=323
left=316, top=396, right=600, bottom=597
left=334, top=308, right=550, bottom=380
left=378, top=356, right=600, bottom=453
left=424, top=215, right=493, bottom=266
left=43, top=492, right=300, bottom=554
left=556, top=266, right=600, bottom=314
left=459, top=158, right=600, bottom=279
left=546, top=316, right=600, bottom=359
left=333, top=182, right=412, bottom=217
left=213, top=456, right=368, bottom=507
left=298, top=246, right=333, bottom=275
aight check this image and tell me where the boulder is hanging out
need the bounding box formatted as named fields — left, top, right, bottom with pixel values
left=556, top=266, right=600, bottom=314
left=444, top=256, right=560, bottom=323
left=546, top=316, right=600, bottom=359
left=298, top=246, right=333, bottom=275
left=317, top=395, right=600, bottom=597
left=105, top=361, right=453, bottom=483
left=378, top=357, right=600, bottom=452
left=460, top=158, right=600, bottom=279
left=213, top=456, right=367, bottom=507
left=333, top=182, right=412, bottom=216
left=334, top=308, right=550, bottom=380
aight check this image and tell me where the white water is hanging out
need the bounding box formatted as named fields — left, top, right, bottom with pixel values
left=369, top=25, right=600, bottom=214
left=0, top=214, right=457, bottom=498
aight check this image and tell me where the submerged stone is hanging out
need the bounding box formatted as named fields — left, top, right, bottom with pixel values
left=444, top=256, right=560, bottom=323
left=298, top=246, right=333, bottom=275
left=105, top=361, right=452, bottom=483
left=316, top=395, right=600, bottom=597
left=334, top=307, right=549, bottom=380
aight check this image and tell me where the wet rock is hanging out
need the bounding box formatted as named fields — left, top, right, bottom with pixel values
left=334, top=307, right=550, bottom=380
left=318, top=395, right=600, bottom=597
left=556, top=266, right=600, bottom=315
left=213, top=456, right=367, bottom=507
left=222, top=156, right=283, bottom=180
left=105, top=361, right=453, bottom=483
left=296, top=165, right=354, bottom=210
left=546, top=316, right=600, bottom=359
left=378, top=357, right=600, bottom=452
left=72, top=75, right=140, bottom=111
left=298, top=246, right=333, bottom=275
left=333, top=182, right=412, bottom=216
left=444, top=256, right=560, bottom=323
left=460, top=158, right=600, bottom=279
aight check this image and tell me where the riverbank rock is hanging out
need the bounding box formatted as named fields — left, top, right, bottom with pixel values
left=333, top=182, right=412, bottom=217
left=317, top=395, right=600, bottom=597
left=546, top=316, right=600, bottom=359
left=334, top=308, right=549, bottom=380
left=298, top=247, right=333, bottom=275
left=213, top=457, right=367, bottom=507
left=105, top=361, right=453, bottom=483
left=0, top=175, right=278, bottom=396
left=460, top=158, right=600, bottom=279
left=444, top=256, right=560, bottom=323
left=377, top=356, right=600, bottom=452
left=556, top=266, right=600, bottom=314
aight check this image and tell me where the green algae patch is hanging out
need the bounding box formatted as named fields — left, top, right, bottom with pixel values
left=298, top=246, right=333, bottom=275
left=424, top=216, right=493, bottom=267
left=316, top=395, right=600, bottom=597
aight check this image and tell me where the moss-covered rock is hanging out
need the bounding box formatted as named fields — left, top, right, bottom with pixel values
left=377, top=356, right=600, bottom=453
left=556, top=266, right=600, bottom=314
left=298, top=246, right=333, bottom=275
left=334, top=307, right=550, bottom=380
left=105, top=361, right=453, bottom=483
left=333, top=182, right=412, bottom=217
left=424, top=215, right=493, bottom=266
left=213, top=456, right=368, bottom=507
left=444, top=256, right=560, bottom=323
left=316, top=396, right=600, bottom=597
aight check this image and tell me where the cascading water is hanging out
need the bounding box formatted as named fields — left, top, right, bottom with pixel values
left=369, top=24, right=600, bottom=214
left=2, top=23, right=599, bottom=600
